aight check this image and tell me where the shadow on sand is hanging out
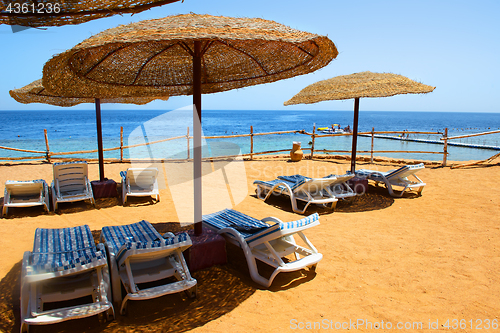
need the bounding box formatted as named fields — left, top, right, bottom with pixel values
left=0, top=222, right=319, bottom=333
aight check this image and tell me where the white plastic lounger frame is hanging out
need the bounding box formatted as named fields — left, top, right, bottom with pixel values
left=20, top=225, right=114, bottom=333
left=203, top=209, right=322, bottom=287
left=278, top=174, right=357, bottom=201
left=51, top=161, right=95, bottom=211
left=120, top=168, right=160, bottom=205
left=355, top=163, right=426, bottom=197
left=2, top=179, right=50, bottom=217
left=100, top=220, right=196, bottom=315
left=253, top=176, right=343, bottom=214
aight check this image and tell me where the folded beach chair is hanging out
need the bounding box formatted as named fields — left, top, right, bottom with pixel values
left=120, top=168, right=160, bottom=205
left=51, top=161, right=95, bottom=211
left=253, top=175, right=349, bottom=214
left=355, top=163, right=426, bottom=197
left=203, top=209, right=322, bottom=287
left=2, top=179, right=50, bottom=217
left=20, top=225, right=114, bottom=333
left=100, top=220, right=197, bottom=315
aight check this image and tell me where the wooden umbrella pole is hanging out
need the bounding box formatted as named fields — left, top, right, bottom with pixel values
left=95, top=98, right=105, bottom=181
left=193, top=41, right=203, bottom=235
left=350, top=97, right=360, bottom=174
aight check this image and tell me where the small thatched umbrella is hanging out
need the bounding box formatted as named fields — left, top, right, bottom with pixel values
left=10, top=79, right=168, bottom=181
left=42, top=13, right=338, bottom=234
left=0, top=0, right=181, bottom=27
left=284, top=71, right=435, bottom=173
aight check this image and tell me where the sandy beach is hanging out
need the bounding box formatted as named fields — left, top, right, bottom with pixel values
left=0, top=156, right=499, bottom=332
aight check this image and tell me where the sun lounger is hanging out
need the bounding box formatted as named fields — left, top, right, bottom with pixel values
left=120, top=168, right=160, bottom=205
left=203, top=209, right=322, bottom=287
left=253, top=175, right=351, bottom=214
left=20, top=225, right=114, bottom=333
left=100, top=220, right=197, bottom=315
left=2, top=179, right=50, bottom=217
left=278, top=173, right=357, bottom=201
left=51, top=161, right=95, bottom=211
left=355, top=163, right=426, bottom=197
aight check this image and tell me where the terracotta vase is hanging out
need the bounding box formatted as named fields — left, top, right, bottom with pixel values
left=290, top=141, right=303, bottom=162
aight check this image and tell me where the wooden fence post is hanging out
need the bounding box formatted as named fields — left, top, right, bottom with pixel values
left=120, top=126, right=124, bottom=162
left=310, top=124, right=316, bottom=159
left=370, top=127, right=375, bottom=163
left=250, top=125, right=254, bottom=160
left=44, top=129, right=50, bottom=163
left=442, top=127, right=448, bottom=167
left=187, top=127, right=190, bottom=160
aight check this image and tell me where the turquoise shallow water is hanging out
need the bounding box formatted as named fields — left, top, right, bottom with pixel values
left=1, top=109, right=499, bottom=162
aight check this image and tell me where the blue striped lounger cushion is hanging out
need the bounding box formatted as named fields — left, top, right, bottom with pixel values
left=28, top=225, right=105, bottom=275
left=253, top=178, right=308, bottom=192
left=101, top=220, right=190, bottom=263
left=277, top=174, right=310, bottom=183
left=203, top=209, right=319, bottom=244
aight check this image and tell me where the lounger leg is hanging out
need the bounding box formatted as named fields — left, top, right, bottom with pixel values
left=220, top=229, right=274, bottom=287
left=20, top=252, right=30, bottom=333
left=417, top=186, right=424, bottom=196
left=2, top=206, right=7, bottom=217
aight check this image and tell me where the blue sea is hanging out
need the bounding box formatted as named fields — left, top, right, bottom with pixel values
left=1, top=109, right=499, bottom=162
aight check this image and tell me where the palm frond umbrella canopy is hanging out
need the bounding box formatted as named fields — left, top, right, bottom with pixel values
left=10, top=79, right=169, bottom=181
left=284, top=71, right=435, bottom=173
left=0, top=0, right=181, bottom=27
left=42, top=13, right=339, bottom=234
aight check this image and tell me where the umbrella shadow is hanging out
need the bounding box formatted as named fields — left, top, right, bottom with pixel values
left=121, top=196, right=159, bottom=207
left=250, top=193, right=336, bottom=216
left=334, top=185, right=395, bottom=212
left=94, top=197, right=121, bottom=209
left=3, top=223, right=259, bottom=333
left=53, top=201, right=99, bottom=215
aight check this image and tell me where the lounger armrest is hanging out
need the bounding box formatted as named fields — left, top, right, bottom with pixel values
left=261, top=216, right=281, bottom=225
left=4, top=187, right=10, bottom=204
left=278, top=252, right=323, bottom=272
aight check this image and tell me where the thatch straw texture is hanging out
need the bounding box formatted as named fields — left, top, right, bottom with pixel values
left=42, top=13, right=338, bottom=98
left=0, top=0, right=180, bottom=27
left=10, top=79, right=168, bottom=107
left=284, top=71, right=435, bottom=105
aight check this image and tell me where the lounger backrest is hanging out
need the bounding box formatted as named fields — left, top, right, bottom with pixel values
left=278, top=175, right=308, bottom=183
left=126, top=168, right=158, bottom=189
left=386, top=163, right=424, bottom=180
left=384, top=165, right=410, bottom=179
left=101, top=220, right=163, bottom=253
left=203, top=209, right=320, bottom=245
left=30, top=225, right=104, bottom=274
left=203, top=209, right=276, bottom=240
left=5, top=181, right=43, bottom=196
left=101, top=220, right=190, bottom=263
left=53, top=162, right=88, bottom=192
left=246, top=212, right=320, bottom=245
left=292, top=177, right=338, bottom=193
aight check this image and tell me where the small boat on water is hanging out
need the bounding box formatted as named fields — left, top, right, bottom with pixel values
left=318, top=125, right=351, bottom=134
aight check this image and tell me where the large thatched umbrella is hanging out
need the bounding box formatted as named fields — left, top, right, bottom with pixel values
left=284, top=71, right=435, bottom=173
left=10, top=79, right=168, bottom=181
left=42, top=13, right=338, bottom=234
left=0, top=0, right=181, bottom=27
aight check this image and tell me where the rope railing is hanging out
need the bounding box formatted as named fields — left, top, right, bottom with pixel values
left=1, top=126, right=498, bottom=167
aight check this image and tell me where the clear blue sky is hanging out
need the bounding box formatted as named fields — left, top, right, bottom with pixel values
left=1, top=0, right=499, bottom=112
